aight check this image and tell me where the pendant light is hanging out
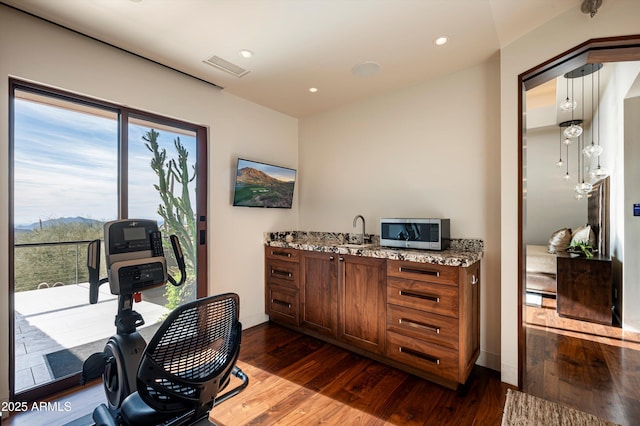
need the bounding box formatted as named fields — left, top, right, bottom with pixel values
left=590, top=66, right=609, bottom=179
left=558, top=121, right=577, bottom=181
left=563, top=74, right=583, bottom=139
left=583, top=65, right=603, bottom=158
left=574, top=69, right=592, bottom=197
left=559, top=76, right=577, bottom=112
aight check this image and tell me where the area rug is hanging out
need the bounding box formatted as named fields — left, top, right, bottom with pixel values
left=501, top=389, right=620, bottom=426
left=45, top=324, right=159, bottom=379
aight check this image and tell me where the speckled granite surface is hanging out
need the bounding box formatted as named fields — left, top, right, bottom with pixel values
left=264, top=231, right=483, bottom=267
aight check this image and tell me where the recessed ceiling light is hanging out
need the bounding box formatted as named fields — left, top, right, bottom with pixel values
left=309, top=87, right=318, bottom=93
left=434, top=36, right=449, bottom=46
left=239, top=49, right=253, bottom=58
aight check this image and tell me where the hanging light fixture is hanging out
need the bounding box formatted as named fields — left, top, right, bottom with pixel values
left=583, top=64, right=604, bottom=158
left=574, top=68, right=592, bottom=197
left=558, top=63, right=606, bottom=198
left=559, top=120, right=583, bottom=142
left=564, top=121, right=583, bottom=138
left=562, top=73, right=583, bottom=139
left=575, top=129, right=586, bottom=200
left=558, top=121, right=576, bottom=181
left=590, top=65, right=609, bottom=179
left=559, top=76, right=577, bottom=112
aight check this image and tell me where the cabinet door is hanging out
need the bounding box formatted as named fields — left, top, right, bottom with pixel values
left=459, top=261, right=480, bottom=382
left=339, top=255, right=386, bottom=354
left=301, top=251, right=338, bottom=336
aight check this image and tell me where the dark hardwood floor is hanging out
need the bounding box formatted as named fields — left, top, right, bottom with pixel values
left=209, top=323, right=511, bottom=425
left=7, top=315, right=640, bottom=425
left=5, top=322, right=512, bottom=426
left=525, top=301, right=640, bottom=426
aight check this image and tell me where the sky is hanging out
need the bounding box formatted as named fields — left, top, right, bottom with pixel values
left=13, top=98, right=197, bottom=226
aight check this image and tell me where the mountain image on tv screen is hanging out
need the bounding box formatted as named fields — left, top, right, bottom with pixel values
left=233, top=159, right=296, bottom=208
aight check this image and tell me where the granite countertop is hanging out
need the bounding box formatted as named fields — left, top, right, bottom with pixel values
left=264, top=231, right=483, bottom=267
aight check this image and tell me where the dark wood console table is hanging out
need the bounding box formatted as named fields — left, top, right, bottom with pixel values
left=556, top=254, right=612, bottom=325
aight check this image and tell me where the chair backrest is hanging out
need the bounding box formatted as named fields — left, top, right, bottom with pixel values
left=136, top=293, right=241, bottom=417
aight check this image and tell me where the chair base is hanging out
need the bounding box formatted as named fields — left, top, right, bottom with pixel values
left=92, top=366, right=249, bottom=426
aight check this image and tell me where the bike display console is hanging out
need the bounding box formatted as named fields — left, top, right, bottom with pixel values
left=104, top=220, right=168, bottom=296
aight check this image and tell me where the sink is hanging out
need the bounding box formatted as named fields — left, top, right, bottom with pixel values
left=337, top=243, right=377, bottom=249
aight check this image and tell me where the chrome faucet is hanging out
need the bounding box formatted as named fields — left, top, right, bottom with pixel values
left=353, top=215, right=366, bottom=245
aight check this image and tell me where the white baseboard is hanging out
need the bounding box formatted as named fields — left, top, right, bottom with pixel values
left=241, top=313, right=269, bottom=330
left=500, top=363, right=518, bottom=386
left=476, top=350, right=500, bottom=372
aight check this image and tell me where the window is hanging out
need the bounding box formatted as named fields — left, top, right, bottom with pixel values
left=9, top=79, right=208, bottom=401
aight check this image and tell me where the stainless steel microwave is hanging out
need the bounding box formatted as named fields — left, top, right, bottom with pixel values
left=380, top=218, right=450, bottom=250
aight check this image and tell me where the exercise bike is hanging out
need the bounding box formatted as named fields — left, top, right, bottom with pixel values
left=81, top=219, right=247, bottom=425
left=81, top=219, right=187, bottom=409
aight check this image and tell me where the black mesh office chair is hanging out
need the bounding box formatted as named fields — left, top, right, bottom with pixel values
left=93, top=293, right=248, bottom=426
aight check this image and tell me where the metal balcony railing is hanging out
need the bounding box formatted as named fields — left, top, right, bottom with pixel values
left=13, top=240, right=105, bottom=292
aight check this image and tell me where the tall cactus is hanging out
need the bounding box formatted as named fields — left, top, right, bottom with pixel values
left=143, top=129, right=197, bottom=307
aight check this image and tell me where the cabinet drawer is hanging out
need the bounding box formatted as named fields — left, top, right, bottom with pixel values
left=387, top=277, right=459, bottom=318
left=266, top=259, right=299, bottom=289
left=386, top=330, right=459, bottom=382
left=387, top=260, right=458, bottom=286
left=266, top=284, right=299, bottom=326
left=387, top=304, right=459, bottom=350
left=265, top=247, right=299, bottom=262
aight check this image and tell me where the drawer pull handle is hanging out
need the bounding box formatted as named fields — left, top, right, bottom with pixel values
left=399, top=318, right=440, bottom=334
left=272, top=299, right=292, bottom=309
left=399, top=267, right=440, bottom=277
left=271, top=269, right=292, bottom=278
left=399, top=346, right=440, bottom=365
left=399, top=290, right=440, bottom=303
left=471, top=275, right=479, bottom=285
left=271, top=251, right=291, bottom=257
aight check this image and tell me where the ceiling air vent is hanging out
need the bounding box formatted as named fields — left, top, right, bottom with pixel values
left=204, top=55, right=249, bottom=77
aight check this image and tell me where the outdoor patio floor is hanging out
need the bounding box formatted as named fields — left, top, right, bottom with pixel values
left=14, top=283, right=168, bottom=393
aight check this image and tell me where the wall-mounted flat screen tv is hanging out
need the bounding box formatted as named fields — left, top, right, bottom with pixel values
left=232, top=158, right=296, bottom=208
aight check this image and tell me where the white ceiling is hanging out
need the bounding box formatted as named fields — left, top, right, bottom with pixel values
left=1, top=0, right=586, bottom=117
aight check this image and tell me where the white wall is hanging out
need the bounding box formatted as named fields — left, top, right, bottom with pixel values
left=524, top=126, right=587, bottom=245
left=0, top=6, right=298, bottom=406
left=604, top=62, right=640, bottom=331
left=624, top=95, right=640, bottom=331
left=299, top=58, right=502, bottom=371
left=500, top=0, right=640, bottom=385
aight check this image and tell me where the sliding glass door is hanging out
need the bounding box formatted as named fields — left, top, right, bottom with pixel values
left=9, top=80, right=207, bottom=401
left=128, top=117, right=199, bottom=308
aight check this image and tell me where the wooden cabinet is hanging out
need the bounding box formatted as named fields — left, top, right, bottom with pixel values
left=265, top=247, right=300, bottom=326
left=265, top=247, right=481, bottom=389
left=338, top=255, right=386, bottom=354
left=386, top=259, right=480, bottom=385
left=299, top=252, right=386, bottom=349
left=300, top=251, right=338, bottom=336
left=556, top=255, right=612, bottom=325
